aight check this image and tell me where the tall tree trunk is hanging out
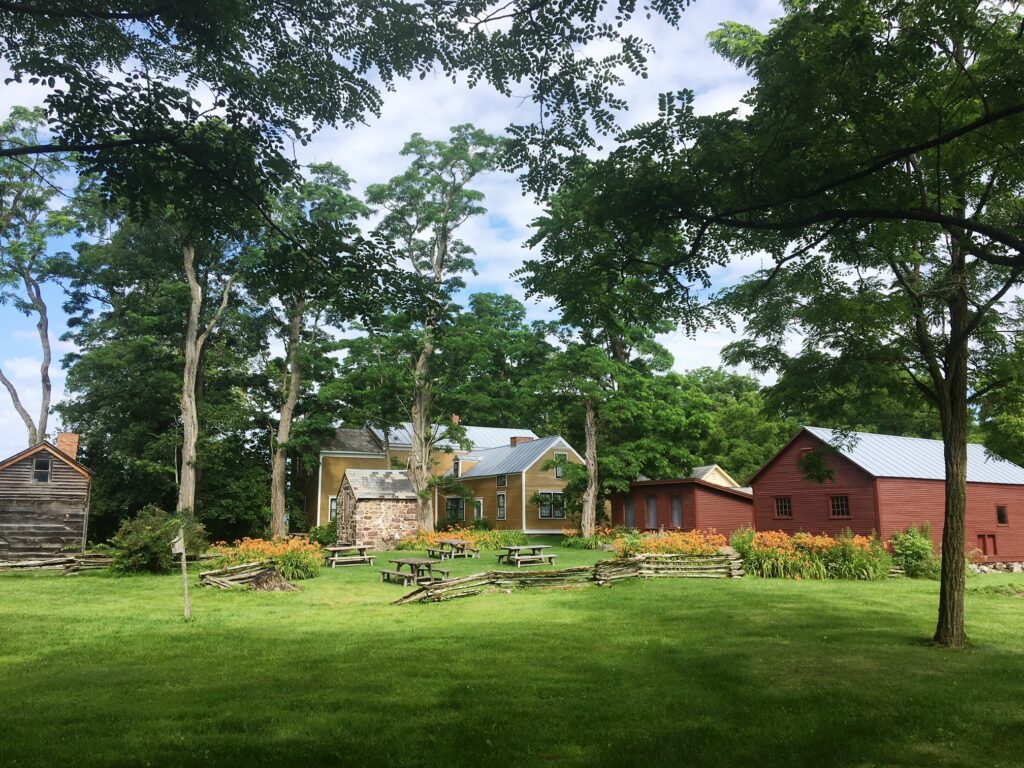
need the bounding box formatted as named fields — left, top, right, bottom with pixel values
left=408, top=332, right=434, bottom=531
left=270, top=301, right=305, bottom=538
left=0, top=269, right=51, bottom=446
left=933, top=248, right=970, bottom=649
left=177, top=242, right=236, bottom=515
left=580, top=397, right=599, bottom=538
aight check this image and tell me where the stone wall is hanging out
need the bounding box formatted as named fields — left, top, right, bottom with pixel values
left=340, top=497, right=418, bottom=550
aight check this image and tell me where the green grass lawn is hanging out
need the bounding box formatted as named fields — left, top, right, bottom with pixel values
left=2, top=545, right=1023, bottom=768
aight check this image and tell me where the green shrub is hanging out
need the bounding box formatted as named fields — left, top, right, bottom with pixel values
left=890, top=524, right=940, bottom=579
left=733, top=529, right=889, bottom=581
left=466, top=517, right=494, bottom=531
left=821, top=530, right=892, bottom=581
left=309, top=521, right=338, bottom=547
left=395, top=526, right=529, bottom=551
left=110, top=505, right=208, bottom=574
left=212, top=538, right=323, bottom=580
left=562, top=534, right=606, bottom=550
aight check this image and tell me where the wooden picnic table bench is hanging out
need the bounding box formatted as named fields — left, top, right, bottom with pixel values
left=435, top=539, right=481, bottom=559
left=381, top=557, right=449, bottom=586
left=496, top=544, right=557, bottom=568
left=325, top=544, right=374, bottom=568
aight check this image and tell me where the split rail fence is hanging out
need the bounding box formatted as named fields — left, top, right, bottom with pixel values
left=395, top=552, right=744, bottom=604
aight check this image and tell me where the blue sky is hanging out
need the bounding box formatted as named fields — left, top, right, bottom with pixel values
left=0, top=1, right=783, bottom=458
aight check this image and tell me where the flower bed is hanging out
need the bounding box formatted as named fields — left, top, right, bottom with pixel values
left=395, top=525, right=529, bottom=551
left=730, top=528, right=891, bottom=580
left=615, top=529, right=726, bottom=558
left=560, top=526, right=618, bottom=550
left=211, top=537, right=324, bottom=580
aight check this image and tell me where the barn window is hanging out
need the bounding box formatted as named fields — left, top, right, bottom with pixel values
left=830, top=495, right=851, bottom=518
left=32, top=457, right=51, bottom=484
left=328, top=496, right=338, bottom=522
left=774, top=496, right=792, bottom=517
left=646, top=495, right=658, bottom=528
left=671, top=495, right=683, bottom=528
left=496, top=474, right=507, bottom=488
left=553, top=452, right=568, bottom=479
left=625, top=497, right=635, bottom=528
left=996, top=505, right=1008, bottom=525
left=538, top=492, right=565, bottom=519
left=496, top=492, right=507, bottom=520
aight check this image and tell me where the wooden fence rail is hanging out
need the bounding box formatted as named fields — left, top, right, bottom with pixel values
left=395, top=552, right=744, bottom=604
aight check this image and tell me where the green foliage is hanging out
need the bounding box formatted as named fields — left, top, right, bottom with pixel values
left=395, top=527, right=528, bottom=551
left=309, top=522, right=338, bottom=548
left=110, top=506, right=208, bottom=575
left=732, top=528, right=890, bottom=581
left=213, top=538, right=323, bottom=581
left=890, top=524, right=941, bottom=580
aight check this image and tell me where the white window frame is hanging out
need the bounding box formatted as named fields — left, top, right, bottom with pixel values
left=538, top=491, right=565, bottom=520
left=473, top=497, right=484, bottom=520
left=452, top=456, right=461, bottom=478
left=328, top=495, right=338, bottom=522
left=553, top=452, right=568, bottom=479
left=32, top=456, right=51, bottom=484
left=445, top=496, right=465, bottom=523
left=496, top=474, right=508, bottom=488
left=496, top=492, right=507, bottom=520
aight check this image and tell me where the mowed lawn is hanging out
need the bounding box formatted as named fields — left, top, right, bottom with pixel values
left=2, top=546, right=1023, bottom=768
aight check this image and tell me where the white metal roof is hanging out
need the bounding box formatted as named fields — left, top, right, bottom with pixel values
left=805, top=426, right=1024, bottom=485
left=368, top=423, right=538, bottom=451
left=459, top=436, right=573, bottom=478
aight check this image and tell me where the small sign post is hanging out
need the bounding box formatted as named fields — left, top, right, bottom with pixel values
left=171, top=528, right=190, bottom=621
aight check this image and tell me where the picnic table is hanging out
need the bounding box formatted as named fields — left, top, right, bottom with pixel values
left=325, top=544, right=374, bottom=568
left=496, top=544, right=557, bottom=568
left=380, top=557, right=450, bottom=587
left=426, top=538, right=481, bottom=560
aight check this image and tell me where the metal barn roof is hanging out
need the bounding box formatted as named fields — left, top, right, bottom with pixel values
left=458, top=436, right=572, bottom=478
left=804, top=426, right=1024, bottom=485
left=368, top=423, right=538, bottom=451
left=343, top=469, right=418, bottom=500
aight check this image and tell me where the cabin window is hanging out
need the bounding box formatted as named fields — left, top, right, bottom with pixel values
left=646, top=495, right=658, bottom=528
left=538, top=491, right=565, bottom=519
left=496, top=492, right=507, bottom=520
left=445, top=496, right=465, bottom=522
left=473, top=498, right=484, bottom=520
left=32, top=457, right=51, bottom=484
left=452, top=456, right=461, bottom=478
left=554, top=452, right=568, bottom=479
left=625, top=497, right=635, bottom=528
left=996, top=505, right=1008, bottom=525
left=328, top=496, right=337, bottom=522
left=671, top=495, right=683, bottom=528
left=496, top=474, right=508, bottom=488
left=774, top=496, right=792, bottom=518
left=830, top=495, right=851, bottom=518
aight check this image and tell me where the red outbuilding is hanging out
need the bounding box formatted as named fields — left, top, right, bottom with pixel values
left=750, top=427, right=1024, bottom=562
left=610, top=465, right=754, bottom=538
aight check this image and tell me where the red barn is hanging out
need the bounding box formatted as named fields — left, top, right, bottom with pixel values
left=750, top=427, right=1024, bottom=563
left=610, top=467, right=754, bottom=537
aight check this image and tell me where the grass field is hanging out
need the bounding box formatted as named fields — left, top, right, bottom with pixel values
left=2, top=546, right=1023, bottom=768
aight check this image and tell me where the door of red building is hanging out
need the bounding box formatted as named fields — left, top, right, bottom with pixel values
left=976, top=534, right=997, bottom=557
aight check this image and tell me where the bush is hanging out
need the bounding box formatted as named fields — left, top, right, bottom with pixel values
left=110, top=505, right=208, bottom=574
left=212, top=537, right=324, bottom=580
left=890, top=524, right=940, bottom=579
left=465, top=517, right=494, bottom=531
left=614, top=529, right=726, bottom=558
left=560, top=526, right=617, bottom=550
left=733, top=529, right=891, bottom=580
left=309, top=521, right=338, bottom=547
left=395, top=525, right=529, bottom=551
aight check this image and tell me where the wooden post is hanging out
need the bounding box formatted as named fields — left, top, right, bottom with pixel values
left=171, top=528, right=190, bottom=620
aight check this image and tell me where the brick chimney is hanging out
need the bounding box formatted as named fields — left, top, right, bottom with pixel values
left=451, top=413, right=460, bottom=426
left=56, top=432, right=80, bottom=460
left=510, top=436, right=534, bottom=447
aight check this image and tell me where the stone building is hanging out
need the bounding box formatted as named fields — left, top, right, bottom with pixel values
left=336, top=469, right=419, bottom=550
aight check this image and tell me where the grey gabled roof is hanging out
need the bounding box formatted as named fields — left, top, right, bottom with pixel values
left=805, top=426, right=1024, bottom=485
left=322, top=427, right=384, bottom=454
left=343, top=469, right=418, bottom=500
left=368, top=423, right=538, bottom=451
left=458, top=435, right=573, bottom=478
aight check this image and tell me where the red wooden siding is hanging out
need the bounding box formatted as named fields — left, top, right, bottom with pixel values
left=610, top=480, right=752, bottom=538
left=875, top=478, right=1024, bottom=562
left=750, top=430, right=880, bottom=536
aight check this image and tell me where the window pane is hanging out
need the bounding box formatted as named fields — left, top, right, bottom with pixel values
left=997, top=505, right=1008, bottom=525
left=32, top=457, right=50, bottom=483
left=775, top=497, right=792, bottom=517
left=496, top=475, right=507, bottom=488
left=552, top=493, right=565, bottom=519
left=830, top=496, right=850, bottom=518
left=474, top=499, right=483, bottom=520
left=625, top=497, right=635, bottom=528
left=646, top=495, right=657, bottom=528
left=497, top=493, right=506, bottom=520
left=671, top=496, right=683, bottom=528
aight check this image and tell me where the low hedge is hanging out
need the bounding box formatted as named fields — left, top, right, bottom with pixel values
left=211, top=537, right=324, bottom=580
left=396, top=525, right=529, bottom=551
left=731, top=528, right=892, bottom=580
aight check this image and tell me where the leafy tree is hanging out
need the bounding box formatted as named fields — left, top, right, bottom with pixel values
left=366, top=125, right=501, bottom=530
left=0, top=106, right=72, bottom=446
left=1, top=1, right=694, bottom=211
left=563, top=0, right=1024, bottom=647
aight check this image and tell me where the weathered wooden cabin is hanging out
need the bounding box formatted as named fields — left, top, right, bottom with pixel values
left=0, top=434, right=92, bottom=561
